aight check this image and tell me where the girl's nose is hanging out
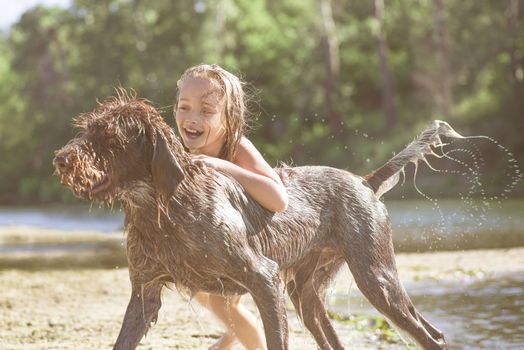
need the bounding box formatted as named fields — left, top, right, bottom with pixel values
left=185, top=110, right=199, bottom=123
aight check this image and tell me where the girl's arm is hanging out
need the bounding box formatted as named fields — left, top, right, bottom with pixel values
left=192, top=138, right=288, bottom=213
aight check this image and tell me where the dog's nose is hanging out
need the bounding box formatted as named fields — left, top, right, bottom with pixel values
left=53, top=155, right=70, bottom=171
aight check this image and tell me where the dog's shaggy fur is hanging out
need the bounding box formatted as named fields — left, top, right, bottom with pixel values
left=53, top=91, right=459, bottom=350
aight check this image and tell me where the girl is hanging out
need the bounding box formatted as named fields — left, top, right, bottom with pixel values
left=174, top=64, right=288, bottom=350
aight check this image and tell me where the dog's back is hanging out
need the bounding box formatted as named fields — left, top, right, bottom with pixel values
left=235, top=165, right=384, bottom=269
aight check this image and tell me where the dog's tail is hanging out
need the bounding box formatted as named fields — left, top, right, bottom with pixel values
left=364, top=120, right=464, bottom=198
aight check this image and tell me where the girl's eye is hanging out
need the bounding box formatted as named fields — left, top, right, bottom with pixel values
left=178, top=105, right=189, bottom=111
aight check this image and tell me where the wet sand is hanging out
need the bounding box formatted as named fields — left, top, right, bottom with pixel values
left=2, top=227, right=523, bottom=349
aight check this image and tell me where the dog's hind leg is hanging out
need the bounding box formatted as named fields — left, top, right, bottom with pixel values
left=287, top=252, right=345, bottom=350
left=343, top=233, right=447, bottom=350
left=417, top=310, right=446, bottom=344
left=113, top=274, right=164, bottom=350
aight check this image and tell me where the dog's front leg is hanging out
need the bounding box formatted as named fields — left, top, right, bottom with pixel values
left=112, top=280, right=163, bottom=350
left=246, top=258, right=289, bottom=350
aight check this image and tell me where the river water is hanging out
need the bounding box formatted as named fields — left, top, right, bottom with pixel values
left=0, top=205, right=123, bottom=232
left=328, top=272, right=524, bottom=349
left=1, top=199, right=523, bottom=349
left=1, top=199, right=523, bottom=247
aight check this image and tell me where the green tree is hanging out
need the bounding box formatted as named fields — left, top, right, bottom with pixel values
left=0, top=0, right=522, bottom=204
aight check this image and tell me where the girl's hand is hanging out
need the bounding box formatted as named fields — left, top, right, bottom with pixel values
left=192, top=154, right=227, bottom=171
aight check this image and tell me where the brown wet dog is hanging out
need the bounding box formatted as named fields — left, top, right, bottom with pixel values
left=53, top=91, right=458, bottom=350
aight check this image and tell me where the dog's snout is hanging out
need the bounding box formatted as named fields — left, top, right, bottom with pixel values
left=53, top=155, right=70, bottom=171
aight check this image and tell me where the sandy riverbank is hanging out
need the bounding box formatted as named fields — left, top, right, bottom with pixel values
left=2, top=227, right=523, bottom=349
left=1, top=267, right=412, bottom=350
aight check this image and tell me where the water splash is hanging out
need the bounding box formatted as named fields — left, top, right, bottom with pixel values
left=409, top=160, right=446, bottom=248
left=454, top=135, right=522, bottom=198
left=393, top=130, right=523, bottom=249
left=424, top=143, right=485, bottom=240
left=187, top=296, right=207, bottom=336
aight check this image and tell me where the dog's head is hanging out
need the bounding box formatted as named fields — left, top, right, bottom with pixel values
left=53, top=90, right=185, bottom=204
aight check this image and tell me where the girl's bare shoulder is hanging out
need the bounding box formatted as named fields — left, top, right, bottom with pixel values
left=235, top=137, right=262, bottom=166
left=235, top=137, right=281, bottom=182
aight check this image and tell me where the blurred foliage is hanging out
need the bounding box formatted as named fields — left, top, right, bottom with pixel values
left=0, top=0, right=522, bottom=204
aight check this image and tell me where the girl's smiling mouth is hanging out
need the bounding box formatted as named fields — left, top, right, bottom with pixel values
left=184, top=127, right=204, bottom=139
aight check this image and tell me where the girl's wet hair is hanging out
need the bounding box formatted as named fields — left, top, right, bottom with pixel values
left=176, top=64, right=250, bottom=161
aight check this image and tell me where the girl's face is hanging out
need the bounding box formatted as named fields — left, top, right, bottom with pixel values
left=175, top=77, right=226, bottom=157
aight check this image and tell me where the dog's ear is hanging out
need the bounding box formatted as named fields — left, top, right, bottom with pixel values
left=151, top=132, right=184, bottom=201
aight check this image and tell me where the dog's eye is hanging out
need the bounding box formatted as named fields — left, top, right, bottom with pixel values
left=104, top=125, right=117, bottom=137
